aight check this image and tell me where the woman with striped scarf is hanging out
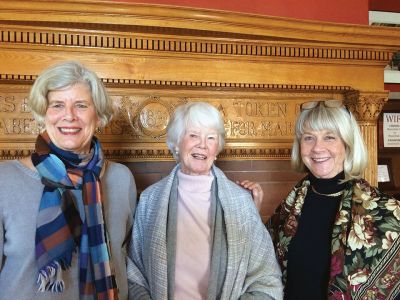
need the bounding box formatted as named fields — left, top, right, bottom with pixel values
left=0, top=61, right=137, bottom=299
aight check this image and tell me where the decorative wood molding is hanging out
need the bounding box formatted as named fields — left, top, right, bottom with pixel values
left=0, top=26, right=393, bottom=65
left=1, top=1, right=400, bottom=47
left=344, top=90, right=389, bottom=184
left=346, top=90, right=389, bottom=122
left=1, top=0, right=399, bottom=185
left=0, top=74, right=356, bottom=91
left=0, top=82, right=352, bottom=161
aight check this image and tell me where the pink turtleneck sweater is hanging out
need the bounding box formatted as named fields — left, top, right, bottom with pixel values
left=174, top=170, right=214, bottom=300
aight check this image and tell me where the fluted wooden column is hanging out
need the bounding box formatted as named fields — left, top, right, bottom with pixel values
left=345, top=91, right=388, bottom=185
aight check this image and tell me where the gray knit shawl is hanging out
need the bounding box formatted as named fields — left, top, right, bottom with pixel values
left=166, top=173, right=226, bottom=299
left=127, top=164, right=283, bottom=300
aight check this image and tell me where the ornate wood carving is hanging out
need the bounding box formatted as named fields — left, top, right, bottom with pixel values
left=345, top=91, right=389, bottom=184
left=1, top=0, right=399, bottom=185
left=0, top=82, right=352, bottom=161
left=0, top=26, right=392, bottom=64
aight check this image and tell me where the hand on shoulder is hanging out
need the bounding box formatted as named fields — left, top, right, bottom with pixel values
left=236, top=180, right=264, bottom=211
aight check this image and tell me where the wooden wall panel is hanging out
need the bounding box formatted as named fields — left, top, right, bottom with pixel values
left=1, top=0, right=399, bottom=219
left=125, top=160, right=304, bottom=222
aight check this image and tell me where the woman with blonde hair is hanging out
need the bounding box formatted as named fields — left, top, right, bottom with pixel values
left=0, top=61, right=137, bottom=299
left=270, top=99, right=400, bottom=299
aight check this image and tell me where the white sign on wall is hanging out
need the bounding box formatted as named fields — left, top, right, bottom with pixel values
left=383, top=113, right=400, bottom=148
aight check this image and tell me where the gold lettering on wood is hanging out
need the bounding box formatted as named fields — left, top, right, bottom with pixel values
left=0, top=92, right=39, bottom=137
left=0, top=117, right=37, bottom=135
left=223, top=100, right=294, bottom=139
left=0, top=85, right=347, bottom=161
left=0, top=95, right=17, bottom=113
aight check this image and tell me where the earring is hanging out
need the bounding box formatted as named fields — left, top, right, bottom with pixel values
left=37, top=123, right=45, bottom=133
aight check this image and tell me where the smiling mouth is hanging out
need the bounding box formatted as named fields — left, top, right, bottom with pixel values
left=59, top=127, right=81, bottom=134
left=192, top=153, right=207, bottom=160
left=312, top=157, right=329, bottom=163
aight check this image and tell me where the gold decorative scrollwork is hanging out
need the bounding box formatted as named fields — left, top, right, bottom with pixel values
left=135, top=97, right=171, bottom=139
left=345, top=90, right=388, bottom=122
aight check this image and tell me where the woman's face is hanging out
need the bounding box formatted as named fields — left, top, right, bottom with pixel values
left=178, top=125, right=219, bottom=176
left=44, top=82, right=100, bottom=154
left=300, top=128, right=346, bottom=178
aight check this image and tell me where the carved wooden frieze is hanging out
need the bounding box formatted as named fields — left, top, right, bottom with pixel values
left=0, top=26, right=392, bottom=64
left=0, top=82, right=353, bottom=161
left=1, top=1, right=399, bottom=185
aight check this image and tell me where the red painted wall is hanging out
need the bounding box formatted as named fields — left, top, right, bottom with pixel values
left=115, top=0, right=369, bottom=24
left=385, top=84, right=400, bottom=92
left=370, top=0, right=400, bottom=12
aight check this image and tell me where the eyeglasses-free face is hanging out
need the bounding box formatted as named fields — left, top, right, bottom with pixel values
left=300, top=100, right=344, bottom=111
left=299, top=99, right=348, bottom=178
left=45, top=83, right=100, bottom=154
left=300, top=128, right=346, bottom=179
left=178, top=125, right=220, bottom=176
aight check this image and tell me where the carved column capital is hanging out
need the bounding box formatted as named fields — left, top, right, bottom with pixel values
left=343, top=90, right=389, bottom=186
left=345, top=91, right=389, bottom=122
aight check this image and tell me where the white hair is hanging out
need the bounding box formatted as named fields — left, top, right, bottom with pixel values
left=166, top=102, right=226, bottom=161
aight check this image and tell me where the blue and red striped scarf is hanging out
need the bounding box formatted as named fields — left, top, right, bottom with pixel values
left=32, top=131, right=118, bottom=299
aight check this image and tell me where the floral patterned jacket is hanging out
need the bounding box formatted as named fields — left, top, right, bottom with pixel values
left=270, top=176, right=400, bottom=300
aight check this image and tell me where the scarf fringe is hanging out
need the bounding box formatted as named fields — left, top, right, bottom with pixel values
left=37, top=261, right=65, bottom=293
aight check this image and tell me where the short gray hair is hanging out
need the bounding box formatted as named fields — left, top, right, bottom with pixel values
left=28, top=60, right=114, bottom=127
left=291, top=100, right=368, bottom=180
left=166, top=102, right=226, bottom=161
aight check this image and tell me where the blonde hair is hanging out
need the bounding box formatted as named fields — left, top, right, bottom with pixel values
left=291, top=100, right=368, bottom=180
left=28, top=60, right=114, bottom=127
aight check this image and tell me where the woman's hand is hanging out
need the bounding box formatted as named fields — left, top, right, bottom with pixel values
left=237, top=180, right=264, bottom=211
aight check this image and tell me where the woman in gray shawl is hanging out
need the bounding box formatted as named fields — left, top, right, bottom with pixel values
left=127, top=102, right=283, bottom=300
